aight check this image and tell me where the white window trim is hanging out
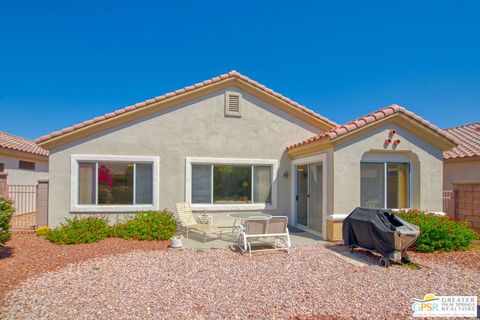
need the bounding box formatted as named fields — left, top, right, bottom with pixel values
left=185, top=157, right=278, bottom=211
left=70, top=155, right=160, bottom=213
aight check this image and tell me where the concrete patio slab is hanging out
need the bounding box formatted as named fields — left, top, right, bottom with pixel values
left=178, top=226, right=326, bottom=250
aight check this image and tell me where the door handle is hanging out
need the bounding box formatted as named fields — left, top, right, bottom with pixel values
left=295, top=195, right=299, bottom=201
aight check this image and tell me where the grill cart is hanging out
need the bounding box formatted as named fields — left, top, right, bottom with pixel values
left=342, top=207, right=420, bottom=267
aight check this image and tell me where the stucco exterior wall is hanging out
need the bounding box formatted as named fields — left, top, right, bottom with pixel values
left=48, top=87, right=321, bottom=227
left=443, top=160, right=480, bottom=190
left=332, top=122, right=444, bottom=215
left=0, top=155, right=48, bottom=185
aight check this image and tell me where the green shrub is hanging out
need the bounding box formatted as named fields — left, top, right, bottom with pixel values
left=0, top=197, right=15, bottom=245
left=396, top=209, right=478, bottom=253
left=36, top=226, right=50, bottom=237
left=45, top=210, right=176, bottom=245
left=46, top=216, right=110, bottom=244
left=111, top=210, right=176, bottom=241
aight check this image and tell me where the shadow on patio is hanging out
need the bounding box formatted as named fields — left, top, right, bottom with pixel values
left=180, top=225, right=326, bottom=250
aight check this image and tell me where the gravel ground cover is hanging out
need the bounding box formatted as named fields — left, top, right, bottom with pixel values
left=1, top=244, right=479, bottom=320
left=328, top=243, right=480, bottom=271
left=409, top=246, right=480, bottom=272
left=0, top=234, right=168, bottom=304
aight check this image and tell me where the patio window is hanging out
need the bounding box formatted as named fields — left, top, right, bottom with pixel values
left=71, top=155, right=159, bottom=212
left=360, top=162, right=410, bottom=209
left=191, top=164, right=272, bottom=205
left=78, top=161, right=153, bottom=205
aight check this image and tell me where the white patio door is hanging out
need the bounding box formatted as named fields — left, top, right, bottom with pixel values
left=295, top=162, right=323, bottom=232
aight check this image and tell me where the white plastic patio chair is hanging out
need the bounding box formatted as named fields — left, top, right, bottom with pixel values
left=237, top=215, right=291, bottom=257
left=175, top=203, right=222, bottom=242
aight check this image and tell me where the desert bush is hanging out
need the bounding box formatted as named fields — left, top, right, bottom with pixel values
left=111, top=210, right=176, bottom=241
left=0, top=197, right=15, bottom=245
left=36, top=226, right=50, bottom=237
left=46, top=216, right=110, bottom=244
left=396, top=209, right=478, bottom=253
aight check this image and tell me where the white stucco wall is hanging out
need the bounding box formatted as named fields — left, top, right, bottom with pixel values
left=47, top=87, right=322, bottom=227
left=0, top=155, right=48, bottom=185
left=443, top=160, right=480, bottom=190
left=332, top=123, right=444, bottom=215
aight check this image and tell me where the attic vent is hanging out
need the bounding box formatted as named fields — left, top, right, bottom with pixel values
left=225, top=93, right=241, bottom=117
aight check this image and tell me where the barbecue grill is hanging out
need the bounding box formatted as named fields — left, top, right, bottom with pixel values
left=342, top=207, right=420, bottom=267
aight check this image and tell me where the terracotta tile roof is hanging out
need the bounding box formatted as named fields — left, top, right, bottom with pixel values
left=443, top=122, right=480, bottom=160
left=35, top=70, right=337, bottom=144
left=0, top=131, right=49, bottom=157
left=287, top=104, right=457, bottom=150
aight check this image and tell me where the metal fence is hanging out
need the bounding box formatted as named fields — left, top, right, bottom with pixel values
left=442, top=190, right=456, bottom=218
left=8, top=185, right=37, bottom=215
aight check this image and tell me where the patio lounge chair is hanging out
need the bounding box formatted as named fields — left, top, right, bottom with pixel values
left=175, top=203, right=223, bottom=242
left=237, top=215, right=291, bottom=257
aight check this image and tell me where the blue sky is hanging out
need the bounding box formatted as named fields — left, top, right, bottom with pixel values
left=1, top=1, right=479, bottom=139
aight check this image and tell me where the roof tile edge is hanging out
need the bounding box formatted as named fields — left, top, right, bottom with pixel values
left=36, top=70, right=337, bottom=144
left=286, top=104, right=458, bottom=151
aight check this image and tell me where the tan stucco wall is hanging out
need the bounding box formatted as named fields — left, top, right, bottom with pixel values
left=0, top=155, right=48, bottom=185
left=332, top=122, right=444, bottom=215
left=443, top=160, right=480, bottom=190
left=48, top=87, right=321, bottom=227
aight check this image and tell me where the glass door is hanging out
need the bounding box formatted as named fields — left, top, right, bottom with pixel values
left=309, top=162, right=323, bottom=232
left=296, top=163, right=324, bottom=232
left=296, top=165, right=308, bottom=226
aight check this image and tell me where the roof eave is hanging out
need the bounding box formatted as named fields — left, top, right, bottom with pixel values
left=0, top=147, right=49, bottom=162
left=329, top=114, right=457, bottom=151
left=38, top=76, right=336, bottom=150
left=286, top=138, right=333, bottom=158
left=444, top=155, right=480, bottom=162
left=329, top=113, right=457, bottom=151
left=287, top=112, right=458, bottom=155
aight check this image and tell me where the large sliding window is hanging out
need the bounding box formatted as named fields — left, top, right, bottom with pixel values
left=361, top=162, right=410, bottom=209
left=71, top=155, right=159, bottom=212
left=192, top=164, right=272, bottom=204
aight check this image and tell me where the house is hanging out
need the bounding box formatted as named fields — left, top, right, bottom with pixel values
left=35, top=71, right=457, bottom=239
left=0, top=131, right=49, bottom=186
left=442, top=122, right=480, bottom=231
left=443, top=122, right=480, bottom=190
left=0, top=132, right=49, bottom=228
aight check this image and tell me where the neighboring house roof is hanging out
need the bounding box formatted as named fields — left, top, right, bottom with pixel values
left=36, top=70, right=338, bottom=149
left=443, top=122, right=480, bottom=160
left=287, top=104, right=457, bottom=151
left=0, top=131, right=49, bottom=158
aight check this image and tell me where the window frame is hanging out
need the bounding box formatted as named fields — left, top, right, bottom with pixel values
left=19, top=160, right=36, bottom=171
left=186, top=157, right=278, bottom=211
left=70, top=155, right=160, bottom=212
left=360, top=161, right=411, bottom=209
